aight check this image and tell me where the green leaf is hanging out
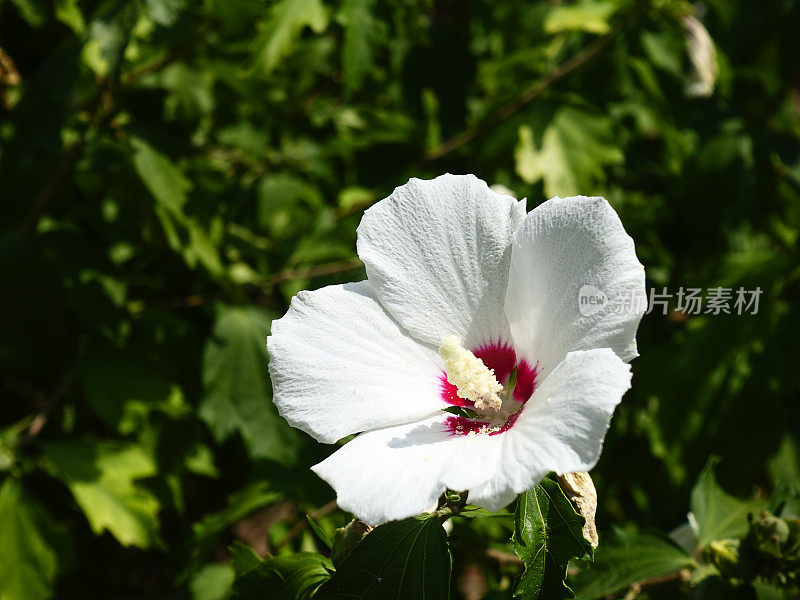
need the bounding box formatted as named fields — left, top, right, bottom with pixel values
left=230, top=544, right=332, bottom=600
left=690, top=458, right=766, bottom=547
left=257, top=173, right=322, bottom=238
left=189, top=563, right=235, bottom=600
left=191, top=481, right=282, bottom=559
left=144, top=0, right=186, bottom=27
left=42, top=440, right=162, bottom=548
left=80, top=4, right=137, bottom=77
left=182, top=216, right=224, bottom=276
left=55, top=0, right=84, bottom=33
left=199, top=305, right=302, bottom=464
left=544, top=2, right=618, bottom=35
left=253, top=0, right=329, bottom=74
left=188, top=482, right=282, bottom=572
left=307, top=514, right=333, bottom=549
left=768, top=435, right=800, bottom=518
left=336, top=186, right=374, bottom=213
left=130, top=136, right=223, bottom=276
left=513, top=477, right=593, bottom=599
left=0, top=479, right=63, bottom=600
left=455, top=506, right=515, bottom=519
left=230, top=543, right=264, bottom=575
left=160, top=63, right=216, bottom=121
left=572, top=529, right=694, bottom=600
left=443, top=405, right=481, bottom=418
left=130, top=135, right=191, bottom=215
left=316, top=516, right=451, bottom=599
left=515, top=106, right=623, bottom=197
left=184, top=443, right=219, bottom=478
left=753, top=580, right=798, bottom=600
left=8, top=0, right=48, bottom=28
left=339, top=0, right=380, bottom=93
left=640, top=30, right=684, bottom=78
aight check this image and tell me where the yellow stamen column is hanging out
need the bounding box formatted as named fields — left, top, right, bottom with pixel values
left=439, top=335, right=503, bottom=413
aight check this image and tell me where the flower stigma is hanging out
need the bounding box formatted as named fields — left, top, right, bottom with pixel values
left=439, top=335, right=504, bottom=413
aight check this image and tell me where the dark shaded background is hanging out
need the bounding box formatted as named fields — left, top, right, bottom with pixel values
left=1, top=0, right=799, bottom=598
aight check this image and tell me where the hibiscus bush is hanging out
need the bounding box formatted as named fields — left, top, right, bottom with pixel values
left=1, top=0, right=799, bottom=599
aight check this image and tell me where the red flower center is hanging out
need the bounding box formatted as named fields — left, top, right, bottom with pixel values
left=440, top=340, right=538, bottom=436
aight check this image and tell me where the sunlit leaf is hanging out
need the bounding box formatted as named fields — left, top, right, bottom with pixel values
left=8, top=0, right=48, bottom=27
left=513, top=477, right=593, bottom=599
left=544, top=2, right=618, bottom=35
left=130, top=135, right=223, bottom=275
left=43, top=440, right=162, bottom=548
left=0, top=479, right=63, bottom=600
left=160, top=63, right=216, bottom=121
left=199, top=305, right=302, bottom=464
left=253, top=0, right=329, bottom=74
left=306, top=515, right=333, bottom=549
left=339, top=0, right=381, bottom=93
left=183, top=217, right=224, bottom=276
left=130, top=135, right=191, bottom=215
left=55, top=0, right=84, bottom=33
left=189, top=563, right=235, bottom=600
left=690, top=458, right=766, bottom=547
left=640, top=30, right=684, bottom=78
left=144, top=0, right=186, bottom=26
left=515, top=106, right=623, bottom=197
left=80, top=4, right=137, bottom=77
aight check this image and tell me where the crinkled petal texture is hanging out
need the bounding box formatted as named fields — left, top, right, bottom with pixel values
left=312, top=349, right=631, bottom=523
left=267, top=281, right=445, bottom=444
left=357, top=174, right=527, bottom=349
left=311, top=414, right=503, bottom=525
left=466, top=349, right=632, bottom=511
left=505, top=196, right=646, bottom=379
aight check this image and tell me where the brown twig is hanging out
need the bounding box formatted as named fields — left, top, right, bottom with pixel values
left=17, top=369, right=76, bottom=445
left=458, top=540, right=524, bottom=566
left=622, top=568, right=692, bottom=599
left=274, top=499, right=339, bottom=552
left=485, top=547, right=524, bottom=566
left=0, top=46, right=21, bottom=86
left=263, top=257, right=364, bottom=286
left=127, top=293, right=220, bottom=315
left=127, top=257, right=365, bottom=314
left=423, top=12, right=637, bottom=162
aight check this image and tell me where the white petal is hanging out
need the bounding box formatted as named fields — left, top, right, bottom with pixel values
left=357, top=174, right=527, bottom=348
left=267, top=281, right=445, bottom=444
left=312, top=415, right=503, bottom=524
left=467, top=349, right=631, bottom=512
left=505, top=196, right=646, bottom=379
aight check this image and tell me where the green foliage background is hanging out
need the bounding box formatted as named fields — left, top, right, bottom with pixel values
left=1, top=0, right=799, bottom=598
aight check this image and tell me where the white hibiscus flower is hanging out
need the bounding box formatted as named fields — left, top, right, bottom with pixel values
left=267, top=174, right=646, bottom=525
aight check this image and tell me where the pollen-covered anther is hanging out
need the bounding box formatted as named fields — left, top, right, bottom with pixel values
left=439, top=335, right=504, bottom=412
